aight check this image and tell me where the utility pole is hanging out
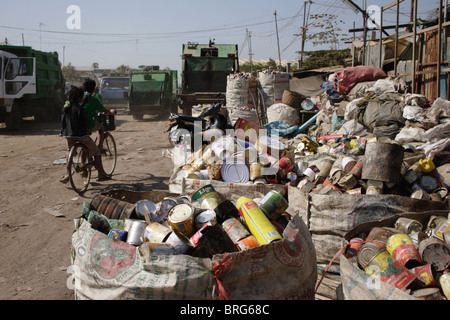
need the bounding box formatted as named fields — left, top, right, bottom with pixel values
left=274, top=11, right=282, bottom=71
left=299, top=0, right=312, bottom=69
left=247, top=29, right=254, bottom=73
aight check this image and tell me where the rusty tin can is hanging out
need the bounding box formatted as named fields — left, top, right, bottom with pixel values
left=168, top=203, right=195, bottom=237
left=395, top=217, right=423, bottom=234
left=222, top=217, right=250, bottom=244
left=165, top=230, right=192, bottom=255
left=418, top=237, right=450, bottom=271
left=144, top=222, right=172, bottom=244
left=386, top=234, right=422, bottom=269
left=366, top=180, right=383, bottom=194
left=357, top=241, right=386, bottom=269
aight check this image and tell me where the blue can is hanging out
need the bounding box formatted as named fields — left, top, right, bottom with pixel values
left=108, top=229, right=128, bottom=241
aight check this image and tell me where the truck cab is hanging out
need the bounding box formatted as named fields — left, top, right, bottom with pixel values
left=0, top=50, right=36, bottom=127
left=99, top=76, right=130, bottom=108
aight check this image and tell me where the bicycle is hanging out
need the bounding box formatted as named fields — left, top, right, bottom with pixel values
left=66, top=113, right=117, bottom=194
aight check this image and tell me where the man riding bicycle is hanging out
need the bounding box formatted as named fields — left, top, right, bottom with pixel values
left=81, top=78, right=116, bottom=150
left=60, top=85, right=111, bottom=183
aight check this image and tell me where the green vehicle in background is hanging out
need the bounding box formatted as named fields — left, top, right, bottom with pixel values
left=128, top=66, right=178, bottom=120
left=178, top=40, right=239, bottom=115
left=0, top=45, right=65, bottom=130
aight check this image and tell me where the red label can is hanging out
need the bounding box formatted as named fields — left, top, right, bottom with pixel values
left=276, top=157, right=294, bottom=178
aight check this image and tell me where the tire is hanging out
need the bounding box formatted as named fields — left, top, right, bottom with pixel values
left=101, top=132, right=117, bottom=177
left=67, top=143, right=91, bottom=194
left=5, top=103, right=22, bottom=131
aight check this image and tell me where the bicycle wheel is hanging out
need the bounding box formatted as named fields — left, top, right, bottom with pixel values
left=67, top=143, right=92, bottom=194
left=101, top=132, right=117, bottom=177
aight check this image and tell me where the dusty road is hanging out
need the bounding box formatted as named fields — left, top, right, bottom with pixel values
left=0, top=113, right=175, bottom=300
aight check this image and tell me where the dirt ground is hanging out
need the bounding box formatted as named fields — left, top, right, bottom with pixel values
left=0, top=111, right=175, bottom=300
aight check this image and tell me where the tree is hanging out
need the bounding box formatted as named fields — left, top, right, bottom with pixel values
left=114, top=64, right=131, bottom=75
left=62, top=63, right=80, bottom=82
left=301, top=49, right=351, bottom=70
left=305, top=14, right=353, bottom=51
left=240, top=58, right=286, bottom=73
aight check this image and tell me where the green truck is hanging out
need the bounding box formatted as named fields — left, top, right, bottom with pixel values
left=0, top=45, right=65, bottom=130
left=178, top=41, right=239, bottom=115
left=128, top=66, right=178, bottom=120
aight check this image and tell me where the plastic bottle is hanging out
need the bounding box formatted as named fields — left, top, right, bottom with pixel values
left=419, top=158, right=445, bottom=187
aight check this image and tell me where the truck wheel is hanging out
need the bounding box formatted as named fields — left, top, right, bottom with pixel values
left=5, top=103, right=22, bottom=131
left=132, top=113, right=143, bottom=120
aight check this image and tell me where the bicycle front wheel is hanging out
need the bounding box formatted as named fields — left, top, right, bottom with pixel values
left=101, top=132, right=117, bottom=177
left=67, top=143, right=91, bottom=194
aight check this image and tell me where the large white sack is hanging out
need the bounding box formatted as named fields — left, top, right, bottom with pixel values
left=267, top=103, right=300, bottom=126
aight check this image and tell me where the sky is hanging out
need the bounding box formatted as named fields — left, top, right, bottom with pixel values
left=0, top=0, right=441, bottom=72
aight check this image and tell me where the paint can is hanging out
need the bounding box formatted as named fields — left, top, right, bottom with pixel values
left=366, top=180, right=383, bottom=194
left=126, top=220, right=148, bottom=246
left=275, top=156, right=294, bottom=178
left=191, top=184, right=221, bottom=210
left=222, top=217, right=250, bottom=244
left=257, top=190, right=289, bottom=220
left=236, top=197, right=282, bottom=245
left=144, top=222, right=172, bottom=244
left=108, top=229, right=128, bottom=241
left=439, top=271, right=450, bottom=300
left=394, top=217, right=423, bottom=234
left=411, top=264, right=439, bottom=288
left=167, top=203, right=195, bottom=237
left=386, top=234, right=422, bottom=269
left=194, top=210, right=216, bottom=229
left=165, top=230, right=192, bottom=255
left=250, top=162, right=264, bottom=181
left=412, top=288, right=443, bottom=300
left=236, top=235, right=259, bottom=251
left=418, top=237, right=450, bottom=271
left=135, top=200, right=156, bottom=221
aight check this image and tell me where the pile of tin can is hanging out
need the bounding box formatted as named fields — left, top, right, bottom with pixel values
left=291, top=135, right=448, bottom=202
left=83, top=185, right=290, bottom=259
left=345, top=214, right=450, bottom=300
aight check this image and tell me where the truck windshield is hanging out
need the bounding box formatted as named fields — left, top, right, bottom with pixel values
left=5, top=58, right=33, bottom=80
left=101, top=78, right=129, bottom=90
